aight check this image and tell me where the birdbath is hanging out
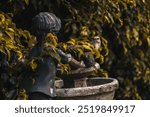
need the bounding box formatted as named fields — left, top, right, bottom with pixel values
left=55, top=67, right=119, bottom=100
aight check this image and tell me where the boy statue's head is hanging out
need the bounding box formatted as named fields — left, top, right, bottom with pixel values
left=32, top=12, right=61, bottom=37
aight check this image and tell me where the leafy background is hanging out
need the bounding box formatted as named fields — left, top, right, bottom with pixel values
left=0, top=0, right=150, bottom=99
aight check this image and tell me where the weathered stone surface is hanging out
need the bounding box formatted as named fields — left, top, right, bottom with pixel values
left=55, top=77, right=119, bottom=100
left=55, top=80, right=64, bottom=89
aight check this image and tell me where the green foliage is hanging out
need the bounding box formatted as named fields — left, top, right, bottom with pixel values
left=65, top=0, right=150, bottom=100
left=0, top=12, right=36, bottom=64
left=17, top=89, right=28, bottom=100
left=0, top=0, right=29, bottom=15
left=0, top=12, right=36, bottom=99
left=0, top=0, right=150, bottom=99
left=102, top=0, right=150, bottom=99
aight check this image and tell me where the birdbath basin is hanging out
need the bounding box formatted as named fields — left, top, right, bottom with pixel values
left=57, top=66, right=100, bottom=88
left=54, top=77, right=119, bottom=100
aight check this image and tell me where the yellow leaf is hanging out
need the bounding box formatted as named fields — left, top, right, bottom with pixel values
left=0, top=14, right=5, bottom=23
left=80, top=26, right=89, bottom=36
left=83, top=45, right=93, bottom=52
left=24, top=0, right=29, bottom=5
left=29, top=59, right=37, bottom=71
left=66, top=40, right=76, bottom=45
left=142, top=0, right=145, bottom=4
left=47, top=33, right=58, bottom=41
left=97, top=69, right=108, bottom=77
left=6, top=28, right=15, bottom=33
left=17, top=89, right=28, bottom=100
left=46, top=33, right=58, bottom=47
left=6, top=44, right=16, bottom=50
left=147, top=36, right=150, bottom=47
left=98, top=55, right=104, bottom=64
left=4, top=47, right=11, bottom=61
left=118, top=18, right=123, bottom=26
left=16, top=51, right=23, bottom=60
left=93, top=49, right=101, bottom=59
left=132, top=28, right=139, bottom=41
left=62, top=43, right=67, bottom=51
left=28, top=36, right=37, bottom=48
left=104, top=15, right=110, bottom=23
left=122, top=43, right=128, bottom=54
left=5, top=30, right=14, bottom=40
left=59, top=63, right=71, bottom=74
left=76, top=48, right=84, bottom=59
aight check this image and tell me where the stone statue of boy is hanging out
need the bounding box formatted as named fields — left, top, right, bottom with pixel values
left=20, top=12, right=85, bottom=100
